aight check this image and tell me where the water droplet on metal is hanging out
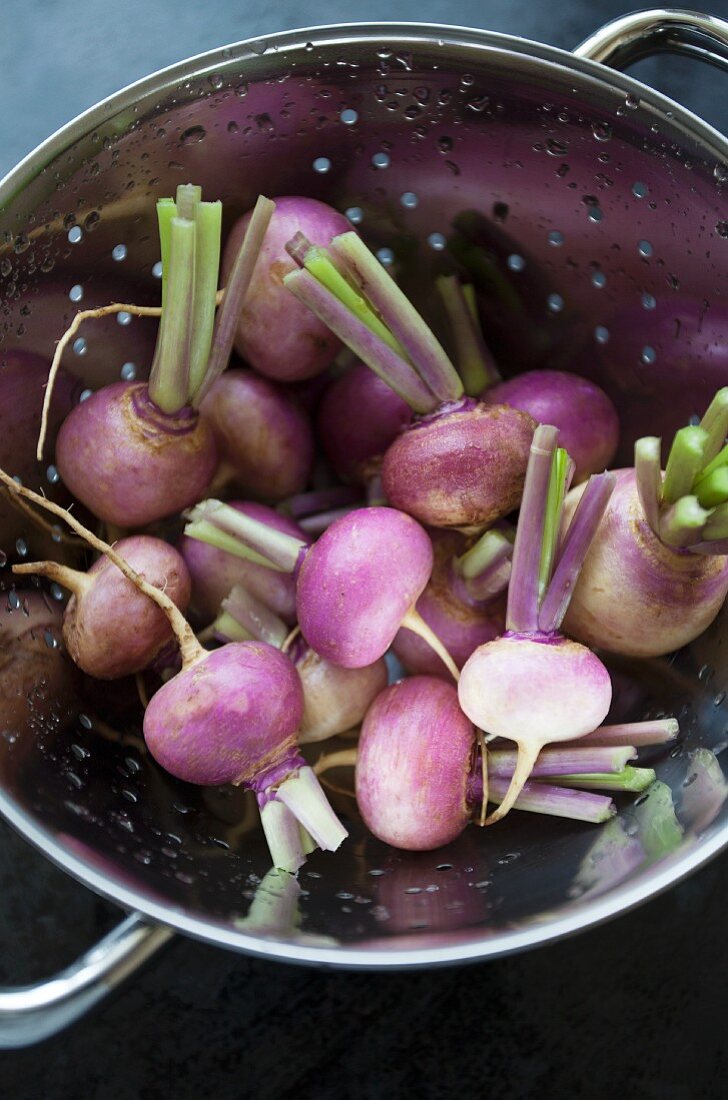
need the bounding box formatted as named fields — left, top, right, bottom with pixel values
left=152, top=261, right=163, bottom=279
left=641, top=345, right=656, bottom=365
left=546, top=137, right=568, bottom=157
left=112, top=243, right=127, bottom=261
left=400, top=191, right=418, bottom=208
left=376, top=247, right=394, bottom=266
left=345, top=206, right=363, bottom=225
left=15, top=538, right=27, bottom=557
left=372, top=151, right=390, bottom=168
left=69, top=283, right=83, bottom=302
left=507, top=253, right=525, bottom=271
left=625, top=93, right=640, bottom=109
left=50, top=582, right=64, bottom=600
left=547, top=293, right=564, bottom=312
left=592, top=121, right=612, bottom=142
left=428, top=232, right=446, bottom=251
left=638, top=239, right=653, bottom=257
left=594, top=325, right=610, bottom=344
left=73, top=337, right=87, bottom=356
left=79, top=388, right=93, bottom=403
left=716, top=221, right=728, bottom=238
left=68, top=226, right=83, bottom=244
left=46, top=464, right=60, bottom=484
left=312, top=156, right=331, bottom=173
left=180, top=125, right=206, bottom=145
left=116, top=311, right=132, bottom=326
left=548, top=230, right=564, bottom=246
left=340, top=108, right=358, bottom=125
left=120, top=362, right=136, bottom=381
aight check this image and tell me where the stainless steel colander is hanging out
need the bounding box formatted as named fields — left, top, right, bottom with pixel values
left=1, top=8, right=728, bottom=1046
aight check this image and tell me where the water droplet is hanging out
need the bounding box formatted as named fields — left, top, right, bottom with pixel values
left=84, top=212, right=100, bottom=231
left=345, top=206, right=363, bottom=225
left=641, top=346, right=657, bottom=365
left=546, top=137, right=568, bottom=157
left=50, top=582, right=64, bottom=600
left=175, top=871, right=194, bottom=885
left=400, top=191, right=418, bottom=208
left=547, top=292, right=564, bottom=312
left=625, top=93, right=640, bottom=110
left=437, top=136, right=453, bottom=153
left=507, top=253, right=525, bottom=272
left=7, top=590, right=20, bottom=610
left=714, top=691, right=726, bottom=706
left=40, top=255, right=55, bottom=274
left=372, top=151, right=390, bottom=168
left=436, top=863, right=453, bottom=871
left=79, top=388, right=93, bottom=403
left=592, top=121, right=612, bottom=142
left=632, top=181, right=649, bottom=199
left=377, top=247, right=394, bottom=266
left=209, top=73, right=224, bottom=90
left=716, top=221, right=728, bottom=238
left=69, top=283, right=83, bottom=302
left=16, top=538, right=27, bottom=557
left=312, top=156, right=331, bottom=174
left=376, top=48, right=392, bottom=59
left=116, top=311, right=132, bottom=326
left=73, top=337, right=87, bottom=356
left=79, top=713, right=93, bottom=729
left=51, top=524, right=63, bottom=542
left=46, top=464, right=60, bottom=484
left=120, top=361, right=136, bottom=381
left=714, top=162, right=728, bottom=184
left=594, top=325, right=610, bottom=344
left=254, top=113, right=274, bottom=133
left=180, top=125, right=206, bottom=146
left=340, top=108, right=358, bottom=125
left=427, top=232, right=446, bottom=251
left=548, top=230, right=564, bottom=246
left=368, top=868, right=385, bottom=877
left=638, top=239, right=653, bottom=257
left=0, top=551, right=7, bottom=568
left=460, top=72, right=475, bottom=87
left=68, top=226, right=83, bottom=244
left=591, top=270, right=607, bottom=289
left=152, top=261, right=163, bottom=279
left=71, top=743, right=90, bottom=761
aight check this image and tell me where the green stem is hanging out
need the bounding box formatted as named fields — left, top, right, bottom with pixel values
left=175, top=183, right=201, bottom=220
left=147, top=217, right=195, bottom=413
left=634, top=436, right=662, bottom=535
left=184, top=519, right=285, bottom=570
left=187, top=201, right=222, bottom=399
left=550, top=767, right=656, bottom=792
left=456, top=526, right=513, bottom=580
left=208, top=610, right=255, bottom=643
left=435, top=275, right=500, bottom=394
left=156, top=198, right=176, bottom=311
left=658, top=496, right=710, bottom=547
left=538, top=447, right=572, bottom=601
left=702, top=501, right=728, bottom=541
left=185, top=499, right=305, bottom=573
left=288, top=234, right=403, bottom=355
left=694, top=441, right=728, bottom=488
left=661, top=426, right=708, bottom=504
left=695, top=466, right=728, bottom=509
left=698, top=386, right=728, bottom=465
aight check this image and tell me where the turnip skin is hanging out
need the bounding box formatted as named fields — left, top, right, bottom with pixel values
left=63, top=536, right=191, bottom=680
left=381, top=402, right=536, bottom=529
left=55, top=382, right=217, bottom=527
left=200, top=367, right=314, bottom=501
left=316, top=361, right=411, bottom=484
left=295, top=507, right=434, bottom=668
left=482, top=369, right=619, bottom=483
left=356, top=677, right=474, bottom=851
left=563, top=469, right=728, bottom=658
left=143, top=642, right=304, bottom=788
left=223, top=196, right=351, bottom=382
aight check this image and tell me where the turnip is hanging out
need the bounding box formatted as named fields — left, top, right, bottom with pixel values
left=200, top=367, right=314, bottom=501
left=14, top=536, right=191, bottom=679
left=180, top=500, right=308, bottom=623
left=222, top=196, right=351, bottom=381
left=0, top=469, right=346, bottom=874
left=434, top=275, right=620, bottom=482
left=316, top=361, right=412, bottom=485
left=283, top=232, right=534, bottom=529
left=184, top=501, right=459, bottom=676
left=211, top=584, right=388, bottom=744
left=458, top=424, right=616, bottom=823
left=565, top=389, right=728, bottom=657
left=38, top=190, right=275, bottom=527
left=392, top=528, right=508, bottom=680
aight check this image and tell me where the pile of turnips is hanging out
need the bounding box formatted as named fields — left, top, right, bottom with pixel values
left=9, top=181, right=728, bottom=873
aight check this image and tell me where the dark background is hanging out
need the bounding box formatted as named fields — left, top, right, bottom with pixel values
left=1, top=2, right=728, bottom=1096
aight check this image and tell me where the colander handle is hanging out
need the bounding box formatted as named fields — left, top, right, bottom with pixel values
left=0, top=912, right=172, bottom=1048
left=575, top=8, right=728, bottom=71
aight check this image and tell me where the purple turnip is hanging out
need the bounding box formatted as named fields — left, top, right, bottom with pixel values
left=14, top=536, right=191, bottom=679
left=284, top=231, right=534, bottom=528
left=222, top=196, right=351, bottom=381
left=200, top=367, right=314, bottom=501
left=565, top=391, right=728, bottom=657
left=458, top=425, right=616, bottom=823
left=40, top=190, right=275, bottom=527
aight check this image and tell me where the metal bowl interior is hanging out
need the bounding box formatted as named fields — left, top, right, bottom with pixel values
left=1, top=23, right=727, bottom=967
